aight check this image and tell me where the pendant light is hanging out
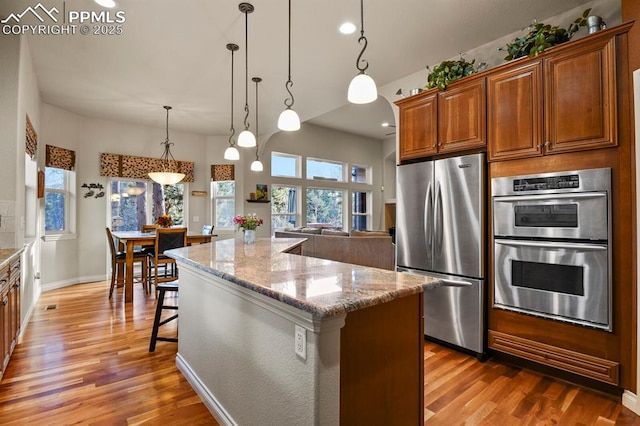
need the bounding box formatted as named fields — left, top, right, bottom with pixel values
left=277, top=0, right=300, bottom=131
left=237, top=2, right=256, bottom=148
left=347, top=0, right=377, bottom=104
left=250, top=77, right=264, bottom=172
left=148, top=106, right=185, bottom=185
left=224, top=43, right=241, bottom=161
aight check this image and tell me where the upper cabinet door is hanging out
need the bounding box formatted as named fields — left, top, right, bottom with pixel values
left=544, top=37, right=617, bottom=154
left=437, top=76, right=486, bottom=154
left=487, top=61, right=544, bottom=162
left=397, top=90, right=438, bottom=161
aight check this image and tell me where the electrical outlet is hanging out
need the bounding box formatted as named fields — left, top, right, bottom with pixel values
left=294, top=324, right=306, bottom=359
left=193, top=216, right=200, bottom=222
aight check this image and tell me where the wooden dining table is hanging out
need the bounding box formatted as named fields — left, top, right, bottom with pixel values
left=112, top=230, right=215, bottom=302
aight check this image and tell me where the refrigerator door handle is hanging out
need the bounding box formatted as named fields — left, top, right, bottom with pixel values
left=438, top=278, right=474, bottom=288
left=434, top=183, right=443, bottom=255
left=425, top=183, right=433, bottom=252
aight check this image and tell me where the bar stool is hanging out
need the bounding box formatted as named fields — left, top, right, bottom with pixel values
left=149, top=281, right=179, bottom=352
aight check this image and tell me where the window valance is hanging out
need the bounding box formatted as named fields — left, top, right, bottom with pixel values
left=46, top=145, right=75, bottom=171
left=100, top=153, right=194, bottom=183
left=26, top=115, right=37, bottom=160
left=211, top=164, right=235, bottom=181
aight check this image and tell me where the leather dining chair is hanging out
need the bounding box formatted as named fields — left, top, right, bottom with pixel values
left=105, top=227, right=149, bottom=299
left=148, top=227, right=187, bottom=290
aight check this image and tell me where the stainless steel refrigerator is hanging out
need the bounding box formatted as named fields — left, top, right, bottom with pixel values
left=396, top=153, right=486, bottom=357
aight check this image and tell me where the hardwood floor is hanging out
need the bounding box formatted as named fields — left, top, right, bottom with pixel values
left=1, top=281, right=639, bottom=425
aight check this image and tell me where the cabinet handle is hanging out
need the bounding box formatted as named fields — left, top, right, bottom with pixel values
left=2, top=297, right=7, bottom=306
left=537, top=143, right=543, bottom=149
left=544, top=141, right=551, bottom=147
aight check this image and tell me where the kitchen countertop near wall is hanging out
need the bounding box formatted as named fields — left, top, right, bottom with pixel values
left=0, top=247, right=23, bottom=270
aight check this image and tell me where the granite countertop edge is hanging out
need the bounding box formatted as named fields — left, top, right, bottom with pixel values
left=167, top=238, right=442, bottom=319
left=0, top=247, right=25, bottom=271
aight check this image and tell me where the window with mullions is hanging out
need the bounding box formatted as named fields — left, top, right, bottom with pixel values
left=352, top=191, right=371, bottom=230
left=306, top=158, right=344, bottom=182
left=45, top=167, right=71, bottom=233
left=212, top=180, right=236, bottom=229
left=271, top=152, right=301, bottom=178
left=272, top=185, right=298, bottom=232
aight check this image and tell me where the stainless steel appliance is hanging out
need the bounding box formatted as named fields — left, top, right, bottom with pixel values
left=492, top=168, right=612, bottom=331
left=396, top=153, right=486, bottom=356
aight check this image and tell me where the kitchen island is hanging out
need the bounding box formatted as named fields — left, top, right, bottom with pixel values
left=166, top=236, right=441, bottom=425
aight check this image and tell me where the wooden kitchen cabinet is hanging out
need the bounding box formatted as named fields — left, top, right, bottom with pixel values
left=397, top=89, right=438, bottom=161
left=437, top=75, right=486, bottom=154
left=488, top=31, right=617, bottom=162
left=0, top=258, right=20, bottom=379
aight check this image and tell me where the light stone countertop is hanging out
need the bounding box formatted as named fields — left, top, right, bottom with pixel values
left=166, top=236, right=442, bottom=318
left=0, top=248, right=23, bottom=271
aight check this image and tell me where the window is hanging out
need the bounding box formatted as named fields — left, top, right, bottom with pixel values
left=212, top=180, right=236, bottom=229
left=109, top=180, right=185, bottom=231
left=271, top=152, right=301, bottom=178
left=351, top=165, right=371, bottom=184
left=352, top=191, right=371, bottom=230
left=306, top=158, right=344, bottom=182
left=45, top=167, right=72, bottom=233
left=306, top=188, right=344, bottom=229
left=272, top=185, right=298, bottom=232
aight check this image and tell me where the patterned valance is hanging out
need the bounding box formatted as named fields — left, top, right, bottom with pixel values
left=46, top=145, right=75, bottom=171
left=211, top=164, right=235, bottom=181
left=26, top=115, right=37, bottom=160
left=100, top=153, right=194, bottom=183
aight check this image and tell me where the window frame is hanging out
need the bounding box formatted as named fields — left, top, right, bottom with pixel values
left=271, top=151, right=302, bottom=179
left=305, top=186, right=346, bottom=230
left=351, top=190, right=372, bottom=231
left=306, top=157, right=345, bottom=182
left=44, top=166, right=76, bottom=240
left=271, top=184, right=300, bottom=233
left=211, top=179, right=236, bottom=232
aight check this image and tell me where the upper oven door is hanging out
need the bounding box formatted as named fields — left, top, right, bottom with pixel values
left=493, top=192, right=609, bottom=240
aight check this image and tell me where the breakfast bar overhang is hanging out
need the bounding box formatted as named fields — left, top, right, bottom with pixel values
left=166, top=236, right=441, bottom=425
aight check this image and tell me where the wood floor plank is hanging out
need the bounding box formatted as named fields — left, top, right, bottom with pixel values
left=1, top=281, right=640, bottom=425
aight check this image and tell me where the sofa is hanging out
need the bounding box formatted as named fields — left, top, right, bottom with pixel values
left=274, top=228, right=395, bottom=270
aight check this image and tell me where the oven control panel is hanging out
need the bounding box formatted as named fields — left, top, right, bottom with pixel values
left=513, top=175, right=579, bottom=192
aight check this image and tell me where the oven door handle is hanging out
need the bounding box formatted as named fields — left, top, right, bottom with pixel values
left=438, top=279, right=473, bottom=288
left=494, top=239, right=607, bottom=251
left=494, top=192, right=607, bottom=203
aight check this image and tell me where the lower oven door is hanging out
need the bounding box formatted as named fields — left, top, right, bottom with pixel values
left=494, top=238, right=610, bottom=331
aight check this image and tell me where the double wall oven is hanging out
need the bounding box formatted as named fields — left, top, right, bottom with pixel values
left=492, top=168, right=612, bottom=331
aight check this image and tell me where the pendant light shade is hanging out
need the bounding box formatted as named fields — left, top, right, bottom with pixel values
left=250, top=76, right=263, bottom=172
left=348, top=0, right=377, bottom=104
left=224, top=146, right=240, bottom=160
left=148, top=106, right=185, bottom=185
left=238, top=2, right=256, bottom=148
left=348, top=73, right=378, bottom=104
left=277, top=0, right=300, bottom=131
left=224, top=43, right=240, bottom=161
left=277, top=108, right=301, bottom=131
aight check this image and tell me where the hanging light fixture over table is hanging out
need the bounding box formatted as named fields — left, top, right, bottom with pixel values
left=237, top=2, right=257, bottom=148
left=224, top=43, right=241, bottom=161
left=277, top=0, right=300, bottom=131
left=250, top=77, right=264, bottom=172
left=148, top=106, right=185, bottom=185
left=347, top=0, right=377, bottom=104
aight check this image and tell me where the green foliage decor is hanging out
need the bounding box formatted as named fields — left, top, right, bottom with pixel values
left=500, top=8, right=591, bottom=61
left=425, top=58, right=486, bottom=91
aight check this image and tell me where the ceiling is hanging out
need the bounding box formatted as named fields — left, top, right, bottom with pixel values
left=1, top=0, right=594, bottom=141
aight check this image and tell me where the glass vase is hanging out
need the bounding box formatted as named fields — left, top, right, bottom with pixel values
left=244, top=229, right=256, bottom=245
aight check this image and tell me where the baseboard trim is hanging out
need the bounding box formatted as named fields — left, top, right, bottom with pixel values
left=623, top=391, right=640, bottom=415
left=41, top=275, right=105, bottom=292
left=17, top=284, right=41, bottom=344
left=175, top=353, right=237, bottom=426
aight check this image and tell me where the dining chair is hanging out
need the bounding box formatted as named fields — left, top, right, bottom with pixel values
left=140, top=224, right=159, bottom=256
left=202, top=224, right=213, bottom=235
left=148, top=227, right=187, bottom=290
left=105, top=227, right=149, bottom=299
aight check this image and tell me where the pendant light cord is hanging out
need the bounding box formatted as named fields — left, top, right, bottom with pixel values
left=283, top=0, right=295, bottom=109
left=243, top=7, right=251, bottom=130
left=355, top=0, right=369, bottom=73
left=227, top=44, right=238, bottom=146
left=254, top=77, right=260, bottom=160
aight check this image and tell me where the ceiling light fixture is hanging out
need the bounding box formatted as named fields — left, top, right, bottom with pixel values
left=148, top=106, right=185, bottom=185
left=339, top=22, right=357, bottom=34
left=224, top=43, right=240, bottom=161
left=347, top=0, right=377, bottom=104
left=277, top=0, right=301, bottom=132
left=237, top=2, right=257, bottom=148
left=94, top=0, right=116, bottom=8
left=250, top=77, right=264, bottom=172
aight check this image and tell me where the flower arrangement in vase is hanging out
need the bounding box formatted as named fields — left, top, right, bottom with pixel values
left=156, top=214, right=173, bottom=228
left=233, top=213, right=263, bottom=244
